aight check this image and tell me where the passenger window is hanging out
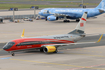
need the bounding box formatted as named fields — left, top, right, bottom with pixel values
left=16, top=41, right=40, bottom=46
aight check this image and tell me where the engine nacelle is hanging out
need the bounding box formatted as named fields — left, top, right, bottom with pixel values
left=43, top=46, right=57, bottom=53
left=47, top=16, right=58, bottom=21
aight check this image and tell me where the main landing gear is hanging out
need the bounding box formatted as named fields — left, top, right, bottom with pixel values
left=45, top=17, right=47, bottom=21
left=63, top=16, right=70, bottom=22
left=76, top=19, right=80, bottom=22
left=63, top=20, right=70, bottom=22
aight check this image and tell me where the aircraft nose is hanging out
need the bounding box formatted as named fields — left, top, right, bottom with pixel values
left=3, top=46, right=7, bottom=50
left=39, top=12, right=42, bottom=15
left=3, top=42, right=15, bottom=50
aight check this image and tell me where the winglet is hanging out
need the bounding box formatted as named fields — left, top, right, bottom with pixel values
left=21, top=29, right=25, bottom=38
left=97, top=34, right=103, bottom=43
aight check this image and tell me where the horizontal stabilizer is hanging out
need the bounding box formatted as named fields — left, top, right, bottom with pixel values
left=99, top=9, right=105, bottom=13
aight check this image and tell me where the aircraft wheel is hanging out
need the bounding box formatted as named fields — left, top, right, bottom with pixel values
left=45, top=19, right=47, bottom=21
left=45, top=17, right=47, bottom=21
left=76, top=19, right=80, bottom=22
left=11, top=53, right=15, bottom=56
left=67, top=20, right=70, bottom=22
left=63, top=20, right=70, bottom=22
left=63, top=20, right=66, bottom=22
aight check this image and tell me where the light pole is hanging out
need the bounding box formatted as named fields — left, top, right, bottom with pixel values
left=82, top=0, right=83, bottom=7
left=34, top=7, right=36, bottom=19
left=13, top=8, right=15, bottom=22
left=9, top=8, right=15, bottom=22
left=31, top=6, right=36, bottom=19
left=31, top=6, right=39, bottom=19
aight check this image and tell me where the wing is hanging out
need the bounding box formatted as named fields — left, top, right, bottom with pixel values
left=21, top=29, right=103, bottom=46
left=41, top=34, right=103, bottom=53
left=99, top=9, right=105, bottom=13
left=43, top=34, right=103, bottom=47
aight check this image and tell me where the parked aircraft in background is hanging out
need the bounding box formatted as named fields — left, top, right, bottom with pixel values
left=3, top=12, right=103, bottom=56
left=39, top=0, right=105, bottom=22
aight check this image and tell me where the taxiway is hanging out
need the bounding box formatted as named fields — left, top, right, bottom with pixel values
left=0, top=12, right=105, bottom=70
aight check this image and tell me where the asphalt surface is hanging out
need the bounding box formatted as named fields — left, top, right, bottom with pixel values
left=0, top=5, right=105, bottom=70
left=0, top=35, right=105, bottom=70
left=0, top=0, right=102, bottom=9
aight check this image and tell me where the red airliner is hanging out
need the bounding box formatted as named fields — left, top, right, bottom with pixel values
left=3, top=12, right=103, bottom=56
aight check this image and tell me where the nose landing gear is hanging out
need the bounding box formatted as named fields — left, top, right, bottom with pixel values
left=9, top=52, right=15, bottom=56
left=11, top=53, right=15, bottom=56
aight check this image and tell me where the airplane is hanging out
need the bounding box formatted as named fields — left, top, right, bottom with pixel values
left=39, top=0, right=105, bottom=22
left=3, top=12, right=103, bottom=56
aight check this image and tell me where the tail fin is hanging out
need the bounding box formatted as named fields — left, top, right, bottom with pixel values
left=75, top=12, right=87, bottom=32
left=68, top=12, right=87, bottom=34
left=95, top=0, right=105, bottom=9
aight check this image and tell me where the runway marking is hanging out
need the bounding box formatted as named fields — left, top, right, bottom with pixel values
left=0, top=42, right=6, bottom=43
left=77, top=50, right=103, bottom=53
left=66, top=64, right=105, bottom=70
left=10, top=58, right=105, bottom=70
left=0, top=57, right=11, bottom=59
left=59, top=47, right=105, bottom=55
left=60, top=49, right=105, bottom=54
left=65, top=53, right=105, bottom=57
left=0, top=49, right=3, bottom=51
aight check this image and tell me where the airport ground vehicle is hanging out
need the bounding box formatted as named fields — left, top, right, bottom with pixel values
left=23, top=17, right=33, bottom=21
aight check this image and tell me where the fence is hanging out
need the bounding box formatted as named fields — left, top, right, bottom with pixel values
left=1, top=14, right=38, bottom=20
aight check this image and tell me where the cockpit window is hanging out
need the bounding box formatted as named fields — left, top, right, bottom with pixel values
left=3, top=42, right=15, bottom=50
left=7, top=42, right=15, bottom=46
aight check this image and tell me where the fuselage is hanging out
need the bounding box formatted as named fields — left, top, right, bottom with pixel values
left=3, top=12, right=88, bottom=55
left=39, top=8, right=104, bottom=19
left=3, top=34, right=82, bottom=52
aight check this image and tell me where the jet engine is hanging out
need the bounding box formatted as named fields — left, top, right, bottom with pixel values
left=43, top=46, right=57, bottom=53
left=47, top=16, right=58, bottom=21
